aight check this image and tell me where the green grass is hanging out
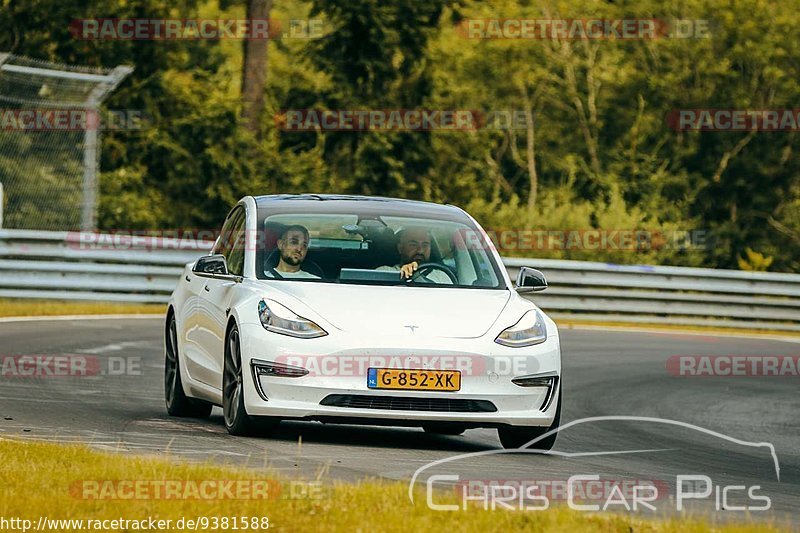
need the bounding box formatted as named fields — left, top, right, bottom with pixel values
left=0, top=438, right=786, bottom=532
left=0, top=298, right=164, bottom=318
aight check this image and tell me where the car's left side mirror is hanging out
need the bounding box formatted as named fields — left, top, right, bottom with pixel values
left=515, top=267, right=548, bottom=293
left=193, top=254, right=229, bottom=276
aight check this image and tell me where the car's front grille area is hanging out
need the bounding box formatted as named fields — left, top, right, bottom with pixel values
left=320, top=394, right=497, bottom=413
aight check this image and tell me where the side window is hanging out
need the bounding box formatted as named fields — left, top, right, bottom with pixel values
left=227, top=211, right=247, bottom=277
left=470, top=248, right=499, bottom=287
left=431, top=227, right=455, bottom=269
left=213, top=208, right=239, bottom=256
left=213, top=206, right=245, bottom=273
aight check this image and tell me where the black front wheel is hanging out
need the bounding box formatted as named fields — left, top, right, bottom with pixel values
left=223, top=324, right=278, bottom=436
left=165, top=314, right=212, bottom=418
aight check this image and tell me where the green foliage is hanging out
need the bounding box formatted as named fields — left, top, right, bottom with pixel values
left=0, top=0, right=798, bottom=271
left=737, top=247, right=774, bottom=272
left=464, top=186, right=707, bottom=266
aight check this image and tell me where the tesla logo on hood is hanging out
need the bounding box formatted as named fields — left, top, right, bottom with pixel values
left=404, top=325, right=419, bottom=333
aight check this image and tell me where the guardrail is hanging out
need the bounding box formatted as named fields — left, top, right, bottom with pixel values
left=1, top=229, right=798, bottom=331
left=0, top=230, right=210, bottom=303
left=505, top=259, right=800, bottom=332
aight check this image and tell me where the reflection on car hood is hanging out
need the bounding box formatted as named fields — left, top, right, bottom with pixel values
left=266, top=282, right=512, bottom=338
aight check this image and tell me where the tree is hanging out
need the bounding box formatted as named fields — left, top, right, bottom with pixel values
left=241, top=0, right=272, bottom=135
left=296, top=0, right=448, bottom=195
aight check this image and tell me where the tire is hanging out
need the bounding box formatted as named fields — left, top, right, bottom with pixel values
left=497, top=393, right=561, bottom=451
left=223, top=324, right=278, bottom=436
left=165, top=313, right=212, bottom=418
left=423, top=423, right=467, bottom=436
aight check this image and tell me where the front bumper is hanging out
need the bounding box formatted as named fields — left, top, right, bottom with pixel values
left=238, top=322, right=561, bottom=428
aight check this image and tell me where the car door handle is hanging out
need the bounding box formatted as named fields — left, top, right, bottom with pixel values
left=185, top=275, right=191, bottom=282
left=204, top=285, right=210, bottom=292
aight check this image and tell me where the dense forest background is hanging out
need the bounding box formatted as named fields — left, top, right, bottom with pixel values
left=1, top=0, right=798, bottom=271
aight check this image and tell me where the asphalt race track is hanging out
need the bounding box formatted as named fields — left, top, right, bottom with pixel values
left=1, top=317, right=798, bottom=524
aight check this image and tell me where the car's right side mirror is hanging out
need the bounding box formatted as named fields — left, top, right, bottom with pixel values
left=515, top=267, right=548, bottom=293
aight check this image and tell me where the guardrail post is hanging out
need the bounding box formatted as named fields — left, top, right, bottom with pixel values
left=0, top=181, right=4, bottom=229
left=79, top=65, right=134, bottom=232
left=81, top=123, right=98, bottom=231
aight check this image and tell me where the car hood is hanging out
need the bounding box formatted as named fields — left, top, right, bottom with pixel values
left=264, top=282, right=513, bottom=339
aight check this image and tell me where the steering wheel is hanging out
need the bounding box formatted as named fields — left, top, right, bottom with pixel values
left=407, top=262, right=458, bottom=284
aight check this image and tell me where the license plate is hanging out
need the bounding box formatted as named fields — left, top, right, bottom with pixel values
left=367, top=368, right=461, bottom=391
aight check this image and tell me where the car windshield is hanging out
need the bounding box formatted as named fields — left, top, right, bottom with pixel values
left=255, top=206, right=506, bottom=289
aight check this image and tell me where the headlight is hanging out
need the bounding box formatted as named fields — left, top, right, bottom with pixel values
left=495, top=310, right=547, bottom=347
left=258, top=299, right=328, bottom=339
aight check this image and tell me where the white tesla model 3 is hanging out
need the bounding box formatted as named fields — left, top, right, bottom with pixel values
left=165, top=194, right=562, bottom=449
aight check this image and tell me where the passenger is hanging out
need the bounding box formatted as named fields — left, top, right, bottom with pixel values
left=266, top=225, right=320, bottom=279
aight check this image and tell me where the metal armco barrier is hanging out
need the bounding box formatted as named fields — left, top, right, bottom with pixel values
left=1, top=230, right=798, bottom=331
left=506, top=259, right=800, bottom=331
left=0, top=230, right=209, bottom=304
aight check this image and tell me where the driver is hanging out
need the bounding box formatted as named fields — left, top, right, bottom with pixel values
left=378, top=226, right=453, bottom=284
left=266, top=225, right=320, bottom=279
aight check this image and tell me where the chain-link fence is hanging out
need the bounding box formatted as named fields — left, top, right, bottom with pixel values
left=0, top=53, right=131, bottom=230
